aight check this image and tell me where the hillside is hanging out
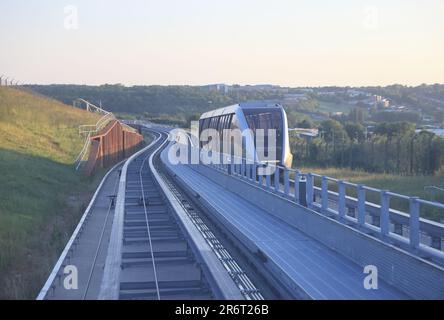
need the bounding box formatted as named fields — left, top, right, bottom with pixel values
left=0, top=87, right=102, bottom=299
left=27, top=84, right=285, bottom=125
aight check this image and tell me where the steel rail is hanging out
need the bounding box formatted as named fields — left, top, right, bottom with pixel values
left=99, top=133, right=163, bottom=300
left=139, top=143, right=161, bottom=300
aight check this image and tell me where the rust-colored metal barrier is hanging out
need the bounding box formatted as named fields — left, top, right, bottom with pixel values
left=85, top=120, right=143, bottom=175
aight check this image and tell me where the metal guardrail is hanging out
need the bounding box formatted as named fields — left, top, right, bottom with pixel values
left=74, top=100, right=115, bottom=171
left=78, top=113, right=114, bottom=136
left=194, top=149, right=444, bottom=264
left=75, top=98, right=111, bottom=115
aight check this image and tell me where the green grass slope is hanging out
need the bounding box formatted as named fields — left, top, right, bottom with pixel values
left=0, top=87, right=102, bottom=299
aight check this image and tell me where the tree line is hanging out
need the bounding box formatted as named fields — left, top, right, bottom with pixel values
left=26, top=84, right=284, bottom=120
left=291, top=120, right=444, bottom=175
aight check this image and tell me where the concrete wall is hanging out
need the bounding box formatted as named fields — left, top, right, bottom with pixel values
left=190, top=164, right=444, bottom=299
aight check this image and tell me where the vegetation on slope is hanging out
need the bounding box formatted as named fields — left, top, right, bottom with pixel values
left=0, top=87, right=102, bottom=299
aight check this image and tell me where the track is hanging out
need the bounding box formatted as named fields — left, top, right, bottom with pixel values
left=116, top=128, right=270, bottom=300
left=117, top=131, right=214, bottom=299
left=40, top=128, right=264, bottom=300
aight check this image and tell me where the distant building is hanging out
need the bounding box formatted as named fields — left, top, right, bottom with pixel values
left=203, top=84, right=230, bottom=94
left=318, top=91, right=337, bottom=96
left=299, top=88, right=314, bottom=93
left=415, top=129, right=444, bottom=137
left=289, top=128, right=319, bottom=142
left=347, top=89, right=368, bottom=98
left=374, top=95, right=390, bottom=108
left=283, top=93, right=308, bottom=102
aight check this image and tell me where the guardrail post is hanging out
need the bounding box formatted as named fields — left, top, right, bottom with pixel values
left=284, top=169, right=290, bottom=196
left=189, top=145, right=193, bottom=166
left=230, top=156, right=234, bottom=175
left=321, top=176, right=328, bottom=213
left=246, top=163, right=251, bottom=180
left=274, top=166, right=280, bottom=192
left=241, top=159, right=245, bottom=177
left=294, top=171, right=300, bottom=203
left=409, top=197, right=420, bottom=249
left=306, top=173, right=314, bottom=208
left=357, top=185, right=366, bottom=226
left=253, top=162, right=257, bottom=182
left=266, top=169, right=271, bottom=190
left=380, top=191, right=390, bottom=236
left=394, top=223, right=403, bottom=236
left=431, top=236, right=442, bottom=250
left=338, top=181, right=346, bottom=219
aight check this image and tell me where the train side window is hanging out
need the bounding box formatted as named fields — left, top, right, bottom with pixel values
left=214, top=117, right=219, bottom=133
left=218, top=116, right=223, bottom=133
left=214, top=117, right=219, bottom=130
left=219, top=116, right=226, bottom=146
left=219, top=115, right=225, bottom=145
left=227, top=114, right=233, bottom=130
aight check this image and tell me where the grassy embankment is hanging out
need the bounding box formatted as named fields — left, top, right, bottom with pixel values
left=0, top=87, right=104, bottom=299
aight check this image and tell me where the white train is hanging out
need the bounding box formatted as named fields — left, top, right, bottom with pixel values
left=199, top=102, right=293, bottom=168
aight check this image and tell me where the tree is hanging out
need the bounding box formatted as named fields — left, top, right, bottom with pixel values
left=320, top=120, right=348, bottom=144
left=298, top=119, right=314, bottom=129
left=344, top=122, right=365, bottom=142
left=186, top=113, right=201, bottom=127
left=348, top=108, right=367, bottom=123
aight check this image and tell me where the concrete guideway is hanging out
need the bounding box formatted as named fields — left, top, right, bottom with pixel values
left=161, top=139, right=444, bottom=299
left=99, top=129, right=245, bottom=300
left=38, top=122, right=444, bottom=300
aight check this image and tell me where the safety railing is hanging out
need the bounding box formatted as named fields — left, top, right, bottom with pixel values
left=74, top=100, right=115, bottom=171
left=78, top=112, right=115, bottom=136
left=196, top=148, right=444, bottom=263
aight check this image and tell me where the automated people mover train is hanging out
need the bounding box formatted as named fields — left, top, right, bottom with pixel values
left=199, top=103, right=293, bottom=168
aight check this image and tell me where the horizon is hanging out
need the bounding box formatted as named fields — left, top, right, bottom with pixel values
left=1, top=0, right=444, bottom=87
left=24, top=82, right=444, bottom=88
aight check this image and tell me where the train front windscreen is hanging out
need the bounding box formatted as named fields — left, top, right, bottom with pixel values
left=243, top=108, right=283, bottom=164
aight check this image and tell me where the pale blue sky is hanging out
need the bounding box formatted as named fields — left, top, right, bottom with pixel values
left=0, top=0, right=443, bottom=86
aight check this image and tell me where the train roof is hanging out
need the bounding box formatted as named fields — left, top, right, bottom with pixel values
left=200, top=102, right=283, bottom=119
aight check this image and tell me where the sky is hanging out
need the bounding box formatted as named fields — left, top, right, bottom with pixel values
left=0, top=0, right=443, bottom=87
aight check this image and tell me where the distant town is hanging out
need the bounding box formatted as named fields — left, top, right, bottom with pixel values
left=200, top=83, right=444, bottom=138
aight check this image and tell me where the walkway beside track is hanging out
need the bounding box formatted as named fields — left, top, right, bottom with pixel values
left=40, top=164, right=122, bottom=300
